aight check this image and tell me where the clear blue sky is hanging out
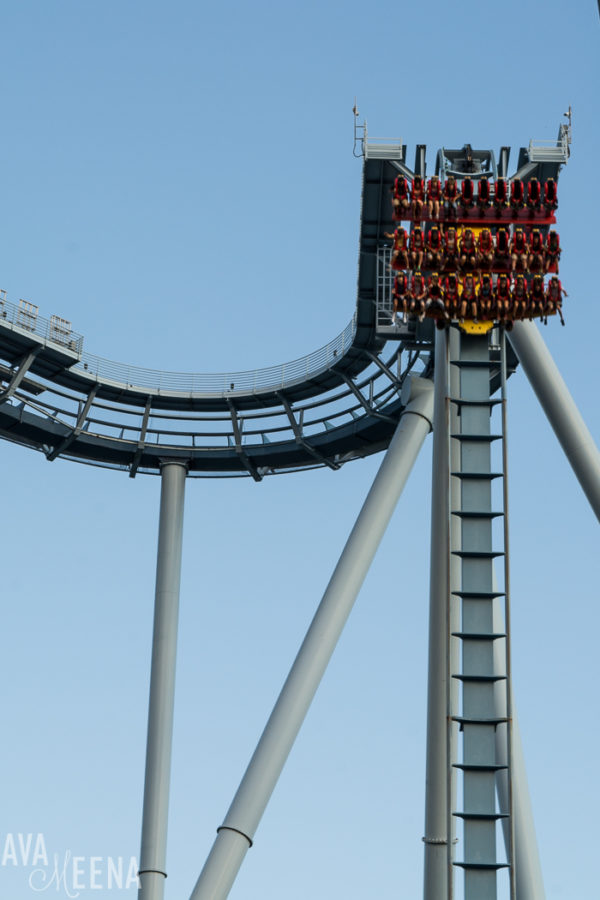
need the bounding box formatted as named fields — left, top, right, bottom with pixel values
left=0, top=1, right=598, bottom=898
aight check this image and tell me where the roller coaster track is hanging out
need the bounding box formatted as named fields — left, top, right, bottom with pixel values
left=0, top=155, right=438, bottom=479
left=0, top=146, right=525, bottom=479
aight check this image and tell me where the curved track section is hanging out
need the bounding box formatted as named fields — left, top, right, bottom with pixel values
left=0, top=153, right=435, bottom=478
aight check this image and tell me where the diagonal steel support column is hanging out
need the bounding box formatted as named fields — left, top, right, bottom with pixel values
left=493, top=595, right=545, bottom=898
left=138, top=461, right=187, bottom=900
left=189, top=376, right=434, bottom=900
left=509, top=321, right=600, bottom=520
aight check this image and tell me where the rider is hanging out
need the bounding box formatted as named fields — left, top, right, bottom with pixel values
left=442, top=175, right=459, bottom=220
left=411, top=175, right=426, bottom=220
left=384, top=226, right=410, bottom=270
left=530, top=274, right=546, bottom=320
left=510, top=228, right=528, bottom=272
left=494, top=273, right=511, bottom=323
left=392, top=271, right=410, bottom=323
left=409, top=271, right=428, bottom=322
left=545, top=276, right=566, bottom=325
left=545, top=230, right=561, bottom=272
left=479, top=273, right=494, bottom=320
left=459, top=228, right=477, bottom=271
left=426, top=272, right=447, bottom=322
left=528, top=229, right=545, bottom=274
left=459, top=273, right=478, bottom=321
left=409, top=226, right=425, bottom=271
left=443, top=272, right=460, bottom=320
left=511, top=274, right=529, bottom=320
left=425, top=226, right=444, bottom=270
left=426, top=175, right=442, bottom=220
left=477, top=228, right=494, bottom=271
left=392, top=175, right=411, bottom=218
left=443, top=226, right=459, bottom=270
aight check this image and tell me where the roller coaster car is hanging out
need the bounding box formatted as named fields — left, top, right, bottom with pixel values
left=393, top=177, right=558, bottom=225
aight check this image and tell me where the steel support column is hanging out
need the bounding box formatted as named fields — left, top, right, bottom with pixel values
left=138, top=461, right=187, bottom=900
left=509, top=321, right=600, bottom=520
left=423, top=328, right=461, bottom=900
left=189, top=376, right=434, bottom=900
left=423, top=329, right=451, bottom=898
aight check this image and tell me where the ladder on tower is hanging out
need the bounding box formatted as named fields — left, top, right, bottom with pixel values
left=449, top=328, right=515, bottom=900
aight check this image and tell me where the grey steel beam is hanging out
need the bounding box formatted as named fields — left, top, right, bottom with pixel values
left=130, top=397, right=153, bottom=478
left=0, top=347, right=41, bottom=403
left=423, top=330, right=461, bottom=900
left=138, top=461, right=187, bottom=900
left=390, top=159, right=415, bottom=179
left=337, top=371, right=395, bottom=423
left=46, top=385, right=98, bottom=461
left=508, top=321, right=600, bottom=520
left=423, top=329, right=451, bottom=899
left=277, top=391, right=340, bottom=470
left=365, top=349, right=402, bottom=387
left=227, top=400, right=262, bottom=482
left=189, top=376, right=434, bottom=900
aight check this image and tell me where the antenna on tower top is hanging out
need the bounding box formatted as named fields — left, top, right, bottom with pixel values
left=352, top=98, right=366, bottom=158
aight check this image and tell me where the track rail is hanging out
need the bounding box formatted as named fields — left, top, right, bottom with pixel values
left=0, top=153, right=438, bottom=477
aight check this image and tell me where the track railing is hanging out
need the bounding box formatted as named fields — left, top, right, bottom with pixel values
left=72, top=313, right=358, bottom=395
left=0, top=293, right=84, bottom=354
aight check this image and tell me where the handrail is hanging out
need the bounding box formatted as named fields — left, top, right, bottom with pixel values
left=72, top=313, right=358, bottom=395
left=0, top=294, right=84, bottom=354
left=0, top=287, right=359, bottom=397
